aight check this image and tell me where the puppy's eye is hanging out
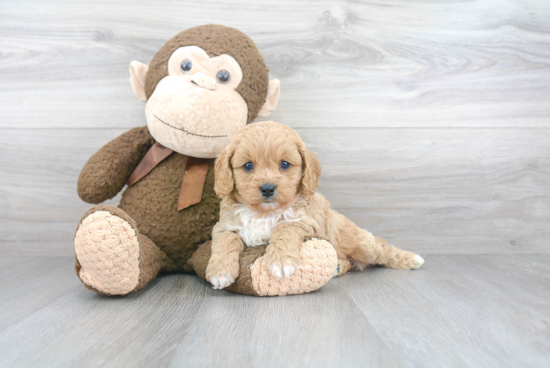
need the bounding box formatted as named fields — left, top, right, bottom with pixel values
left=243, top=162, right=254, bottom=172
left=181, top=59, right=192, bottom=73
left=280, top=161, right=291, bottom=170
left=216, top=70, right=231, bottom=84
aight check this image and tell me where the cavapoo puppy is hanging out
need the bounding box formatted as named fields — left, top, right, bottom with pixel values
left=206, top=121, right=424, bottom=289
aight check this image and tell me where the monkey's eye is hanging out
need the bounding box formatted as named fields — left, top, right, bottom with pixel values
left=280, top=161, right=291, bottom=170
left=243, top=162, right=254, bottom=172
left=180, top=59, right=192, bottom=73
left=216, top=70, right=231, bottom=84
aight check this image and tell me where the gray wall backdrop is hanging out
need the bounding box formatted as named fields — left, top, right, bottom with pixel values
left=1, top=0, right=549, bottom=256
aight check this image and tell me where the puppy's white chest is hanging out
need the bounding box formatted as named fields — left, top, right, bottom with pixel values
left=233, top=205, right=300, bottom=248
left=236, top=209, right=279, bottom=247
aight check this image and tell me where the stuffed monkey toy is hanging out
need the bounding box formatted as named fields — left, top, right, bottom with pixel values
left=74, top=25, right=345, bottom=297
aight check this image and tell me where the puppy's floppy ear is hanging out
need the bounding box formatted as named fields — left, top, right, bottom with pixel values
left=298, top=142, right=321, bottom=197
left=214, top=145, right=236, bottom=198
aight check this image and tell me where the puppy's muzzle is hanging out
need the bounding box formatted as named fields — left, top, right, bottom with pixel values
left=260, top=183, right=276, bottom=199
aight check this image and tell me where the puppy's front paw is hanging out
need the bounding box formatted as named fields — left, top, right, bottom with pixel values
left=209, top=274, right=235, bottom=289
left=268, top=263, right=297, bottom=279
left=206, top=253, right=240, bottom=289
left=265, top=248, right=300, bottom=279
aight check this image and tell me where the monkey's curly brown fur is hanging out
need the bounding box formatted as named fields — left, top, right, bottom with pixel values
left=77, top=126, right=221, bottom=273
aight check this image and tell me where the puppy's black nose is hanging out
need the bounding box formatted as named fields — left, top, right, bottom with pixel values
left=260, top=183, right=276, bottom=198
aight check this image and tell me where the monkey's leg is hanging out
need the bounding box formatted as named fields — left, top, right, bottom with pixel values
left=343, top=226, right=424, bottom=270
left=74, top=205, right=164, bottom=296
left=189, top=236, right=338, bottom=296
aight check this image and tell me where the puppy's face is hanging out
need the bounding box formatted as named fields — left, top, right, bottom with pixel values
left=231, top=132, right=303, bottom=211
left=214, top=121, right=321, bottom=212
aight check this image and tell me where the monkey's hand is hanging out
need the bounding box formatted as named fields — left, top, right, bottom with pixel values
left=77, top=126, right=154, bottom=204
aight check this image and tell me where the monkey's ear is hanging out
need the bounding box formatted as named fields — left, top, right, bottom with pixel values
left=214, top=145, right=235, bottom=198
left=129, top=61, right=149, bottom=102
left=257, top=79, right=281, bottom=118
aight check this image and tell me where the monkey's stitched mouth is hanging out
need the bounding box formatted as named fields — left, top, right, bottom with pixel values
left=154, top=114, right=228, bottom=138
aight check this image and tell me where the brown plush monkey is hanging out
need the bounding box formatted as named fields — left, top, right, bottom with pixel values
left=74, top=25, right=340, bottom=297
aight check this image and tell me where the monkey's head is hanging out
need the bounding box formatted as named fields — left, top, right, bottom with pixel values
left=130, top=25, right=280, bottom=158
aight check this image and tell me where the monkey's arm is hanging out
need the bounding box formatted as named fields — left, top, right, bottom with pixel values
left=77, top=126, right=155, bottom=204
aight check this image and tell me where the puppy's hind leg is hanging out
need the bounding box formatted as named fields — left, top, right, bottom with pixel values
left=341, top=224, right=424, bottom=270
left=371, top=236, right=424, bottom=270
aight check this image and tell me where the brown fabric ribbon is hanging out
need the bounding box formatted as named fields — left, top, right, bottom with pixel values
left=127, top=143, right=209, bottom=211
left=127, top=143, right=174, bottom=186
left=177, top=156, right=209, bottom=211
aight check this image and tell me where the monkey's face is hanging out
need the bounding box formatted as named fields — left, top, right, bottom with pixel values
left=130, top=25, right=280, bottom=159
left=144, top=46, right=248, bottom=158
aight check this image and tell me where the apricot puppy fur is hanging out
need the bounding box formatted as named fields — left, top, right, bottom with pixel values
left=206, top=121, right=424, bottom=289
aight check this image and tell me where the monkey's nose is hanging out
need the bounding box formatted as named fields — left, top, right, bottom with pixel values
left=260, top=183, right=276, bottom=198
left=190, top=72, right=216, bottom=90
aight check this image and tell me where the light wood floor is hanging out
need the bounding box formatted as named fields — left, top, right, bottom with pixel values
left=0, top=254, right=548, bottom=368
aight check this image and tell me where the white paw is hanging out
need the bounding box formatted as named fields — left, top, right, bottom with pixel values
left=270, top=264, right=283, bottom=279
left=413, top=255, right=425, bottom=269
left=283, top=265, right=296, bottom=278
left=269, top=264, right=296, bottom=279
left=209, top=275, right=235, bottom=289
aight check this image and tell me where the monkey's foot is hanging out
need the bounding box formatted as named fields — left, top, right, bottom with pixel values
left=249, top=237, right=337, bottom=296
left=190, top=237, right=339, bottom=296
left=74, top=206, right=162, bottom=295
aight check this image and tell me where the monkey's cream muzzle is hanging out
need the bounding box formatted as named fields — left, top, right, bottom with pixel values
left=145, top=75, right=248, bottom=158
